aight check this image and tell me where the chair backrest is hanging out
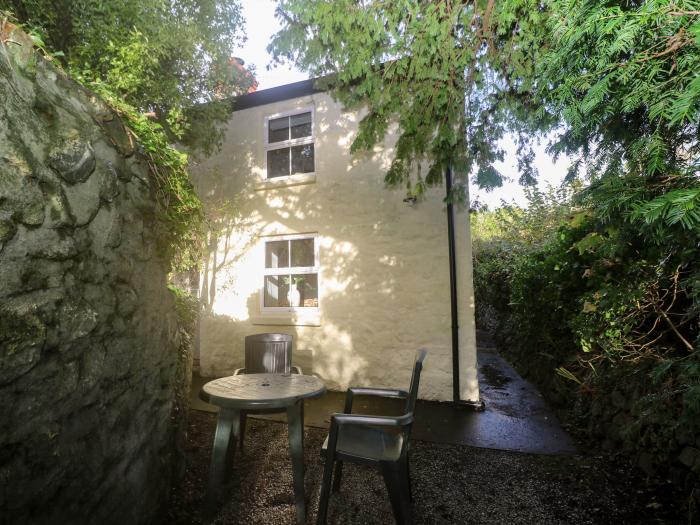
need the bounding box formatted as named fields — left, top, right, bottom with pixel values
left=244, top=333, right=293, bottom=374
left=404, top=349, right=427, bottom=414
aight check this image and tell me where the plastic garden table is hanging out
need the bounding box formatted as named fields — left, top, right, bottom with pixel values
left=200, top=373, right=326, bottom=523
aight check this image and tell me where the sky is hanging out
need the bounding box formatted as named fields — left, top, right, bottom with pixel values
left=235, top=0, right=569, bottom=209
left=237, top=0, right=308, bottom=89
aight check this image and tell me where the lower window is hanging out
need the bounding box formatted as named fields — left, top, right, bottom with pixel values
left=262, top=235, right=319, bottom=312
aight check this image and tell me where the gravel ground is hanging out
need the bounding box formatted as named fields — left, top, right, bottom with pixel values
left=167, top=411, right=679, bottom=525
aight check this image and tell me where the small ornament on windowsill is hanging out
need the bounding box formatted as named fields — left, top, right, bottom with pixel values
left=287, top=284, right=301, bottom=307
left=284, top=276, right=304, bottom=307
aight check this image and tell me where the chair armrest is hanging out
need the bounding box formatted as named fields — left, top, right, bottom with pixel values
left=331, top=412, right=414, bottom=428
left=291, top=365, right=303, bottom=375
left=343, top=387, right=409, bottom=413
left=349, top=387, right=409, bottom=399
left=233, top=368, right=246, bottom=375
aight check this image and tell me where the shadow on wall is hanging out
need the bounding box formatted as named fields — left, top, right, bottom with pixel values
left=190, top=97, right=449, bottom=392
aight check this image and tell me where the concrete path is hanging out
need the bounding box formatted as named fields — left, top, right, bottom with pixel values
left=190, top=338, right=577, bottom=456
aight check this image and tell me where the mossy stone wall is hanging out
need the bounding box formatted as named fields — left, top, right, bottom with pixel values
left=0, top=25, right=185, bottom=524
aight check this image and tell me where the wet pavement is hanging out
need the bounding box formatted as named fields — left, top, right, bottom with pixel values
left=191, top=335, right=577, bottom=456
left=464, top=349, right=577, bottom=454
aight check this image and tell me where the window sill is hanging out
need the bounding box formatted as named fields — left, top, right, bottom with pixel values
left=252, top=313, right=321, bottom=327
left=255, top=173, right=316, bottom=191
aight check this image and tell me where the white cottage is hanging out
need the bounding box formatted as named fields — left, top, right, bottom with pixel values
left=191, top=79, right=480, bottom=404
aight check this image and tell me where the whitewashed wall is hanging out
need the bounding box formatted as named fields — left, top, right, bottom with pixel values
left=191, top=91, right=479, bottom=402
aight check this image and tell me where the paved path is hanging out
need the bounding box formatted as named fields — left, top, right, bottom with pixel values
left=191, top=338, right=576, bottom=455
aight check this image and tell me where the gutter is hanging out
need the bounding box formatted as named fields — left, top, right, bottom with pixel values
left=445, top=166, right=461, bottom=404
left=446, top=166, right=485, bottom=411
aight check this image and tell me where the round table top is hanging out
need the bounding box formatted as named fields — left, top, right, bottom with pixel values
left=200, top=373, right=326, bottom=410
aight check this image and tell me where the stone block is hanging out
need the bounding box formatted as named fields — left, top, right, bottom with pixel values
left=99, top=115, right=135, bottom=157
left=44, top=183, right=75, bottom=229
left=9, top=358, right=77, bottom=430
left=99, top=164, right=121, bottom=203
left=48, top=140, right=96, bottom=185
left=62, top=169, right=102, bottom=226
left=124, top=156, right=149, bottom=182
left=15, top=227, right=78, bottom=260
left=0, top=306, right=45, bottom=386
left=103, top=340, right=135, bottom=380
left=18, top=259, right=61, bottom=292
left=3, top=24, right=34, bottom=70
left=0, top=217, right=17, bottom=244
left=124, top=181, right=155, bottom=213
left=80, top=345, right=106, bottom=390
left=115, top=284, right=138, bottom=317
left=0, top=259, right=22, bottom=296
left=57, top=297, right=99, bottom=344
left=0, top=149, right=46, bottom=227
left=89, top=206, right=122, bottom=258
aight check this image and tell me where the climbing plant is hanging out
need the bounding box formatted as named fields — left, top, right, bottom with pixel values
left=92, top=88, right=205, bottom=271
left=1, top=1, right=254, bottom=270
left=1, top=0, right=253, bottom=137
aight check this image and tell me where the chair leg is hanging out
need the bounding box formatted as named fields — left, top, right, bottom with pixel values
left=332, top=461, right=343, bottom=492
left=381, top=463, right=411, bottom=525
left=317, top=453, right=335, bottom=524
left=400, top=455, right=413, bottom=502
left=300, top=402, right=305, bottom=449
left=239, top=411, right=247, bottom=454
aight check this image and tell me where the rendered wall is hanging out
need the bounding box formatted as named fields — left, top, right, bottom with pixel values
left=192, top=90, right=479, bottom=402
left=0, top=26, right=184, bottom=524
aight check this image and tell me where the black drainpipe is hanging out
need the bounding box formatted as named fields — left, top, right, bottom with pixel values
left=445, top=166, right=461, bottom=403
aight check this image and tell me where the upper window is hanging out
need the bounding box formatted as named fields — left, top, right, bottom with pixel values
left=262, top=234, right=319, bottom=312
left=265, top=110, right=315, bottom=179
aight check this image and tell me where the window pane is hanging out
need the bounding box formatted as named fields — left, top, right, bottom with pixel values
left=265, top=240, right=289, bottom=268
left=294, top=273, right=318, bottom=307
left=290, top=112, right=312, bottom=139
left=267, top=148, right=290, bottom=178
left=291, top=144, right=314, bottom=174
left=290, top=238, right=314, bottom=267
left=264, top=275, right=290, bottom=307
left=268, top=116, right=289, bottom=143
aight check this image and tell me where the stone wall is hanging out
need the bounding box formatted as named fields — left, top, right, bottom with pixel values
left=0, top=25, right=185, bottom=524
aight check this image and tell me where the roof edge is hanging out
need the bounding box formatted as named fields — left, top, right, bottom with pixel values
left=231, top=75, right=333, bottom=111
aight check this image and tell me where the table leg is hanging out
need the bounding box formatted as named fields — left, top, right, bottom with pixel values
left=287, top=401, right=306, bottom=524
left=206, top=407, right=240, bottom=510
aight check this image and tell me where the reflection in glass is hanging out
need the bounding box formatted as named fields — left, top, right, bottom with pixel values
left=265, top=241, right=289, bottom=268
left=294, top=273, right=318, bottom=307
left=267, top=148, right=290, bottom=178
left=268, top=116, right=289, bottom=143
left=290, top=112, right=312, bottom=139
left=291, top=144, right=314, bottom=174
left=290, top=238, right=314, bottom=267
left=264, top=275, right=290, bottom=307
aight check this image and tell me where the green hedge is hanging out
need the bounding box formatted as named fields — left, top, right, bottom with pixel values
left=471, top=187, right=700, bottom=515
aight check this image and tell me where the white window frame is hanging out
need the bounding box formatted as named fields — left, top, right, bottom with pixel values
left=263, top=107, right=315, bottom=180
left=260, top=233, right=320, bottom=314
